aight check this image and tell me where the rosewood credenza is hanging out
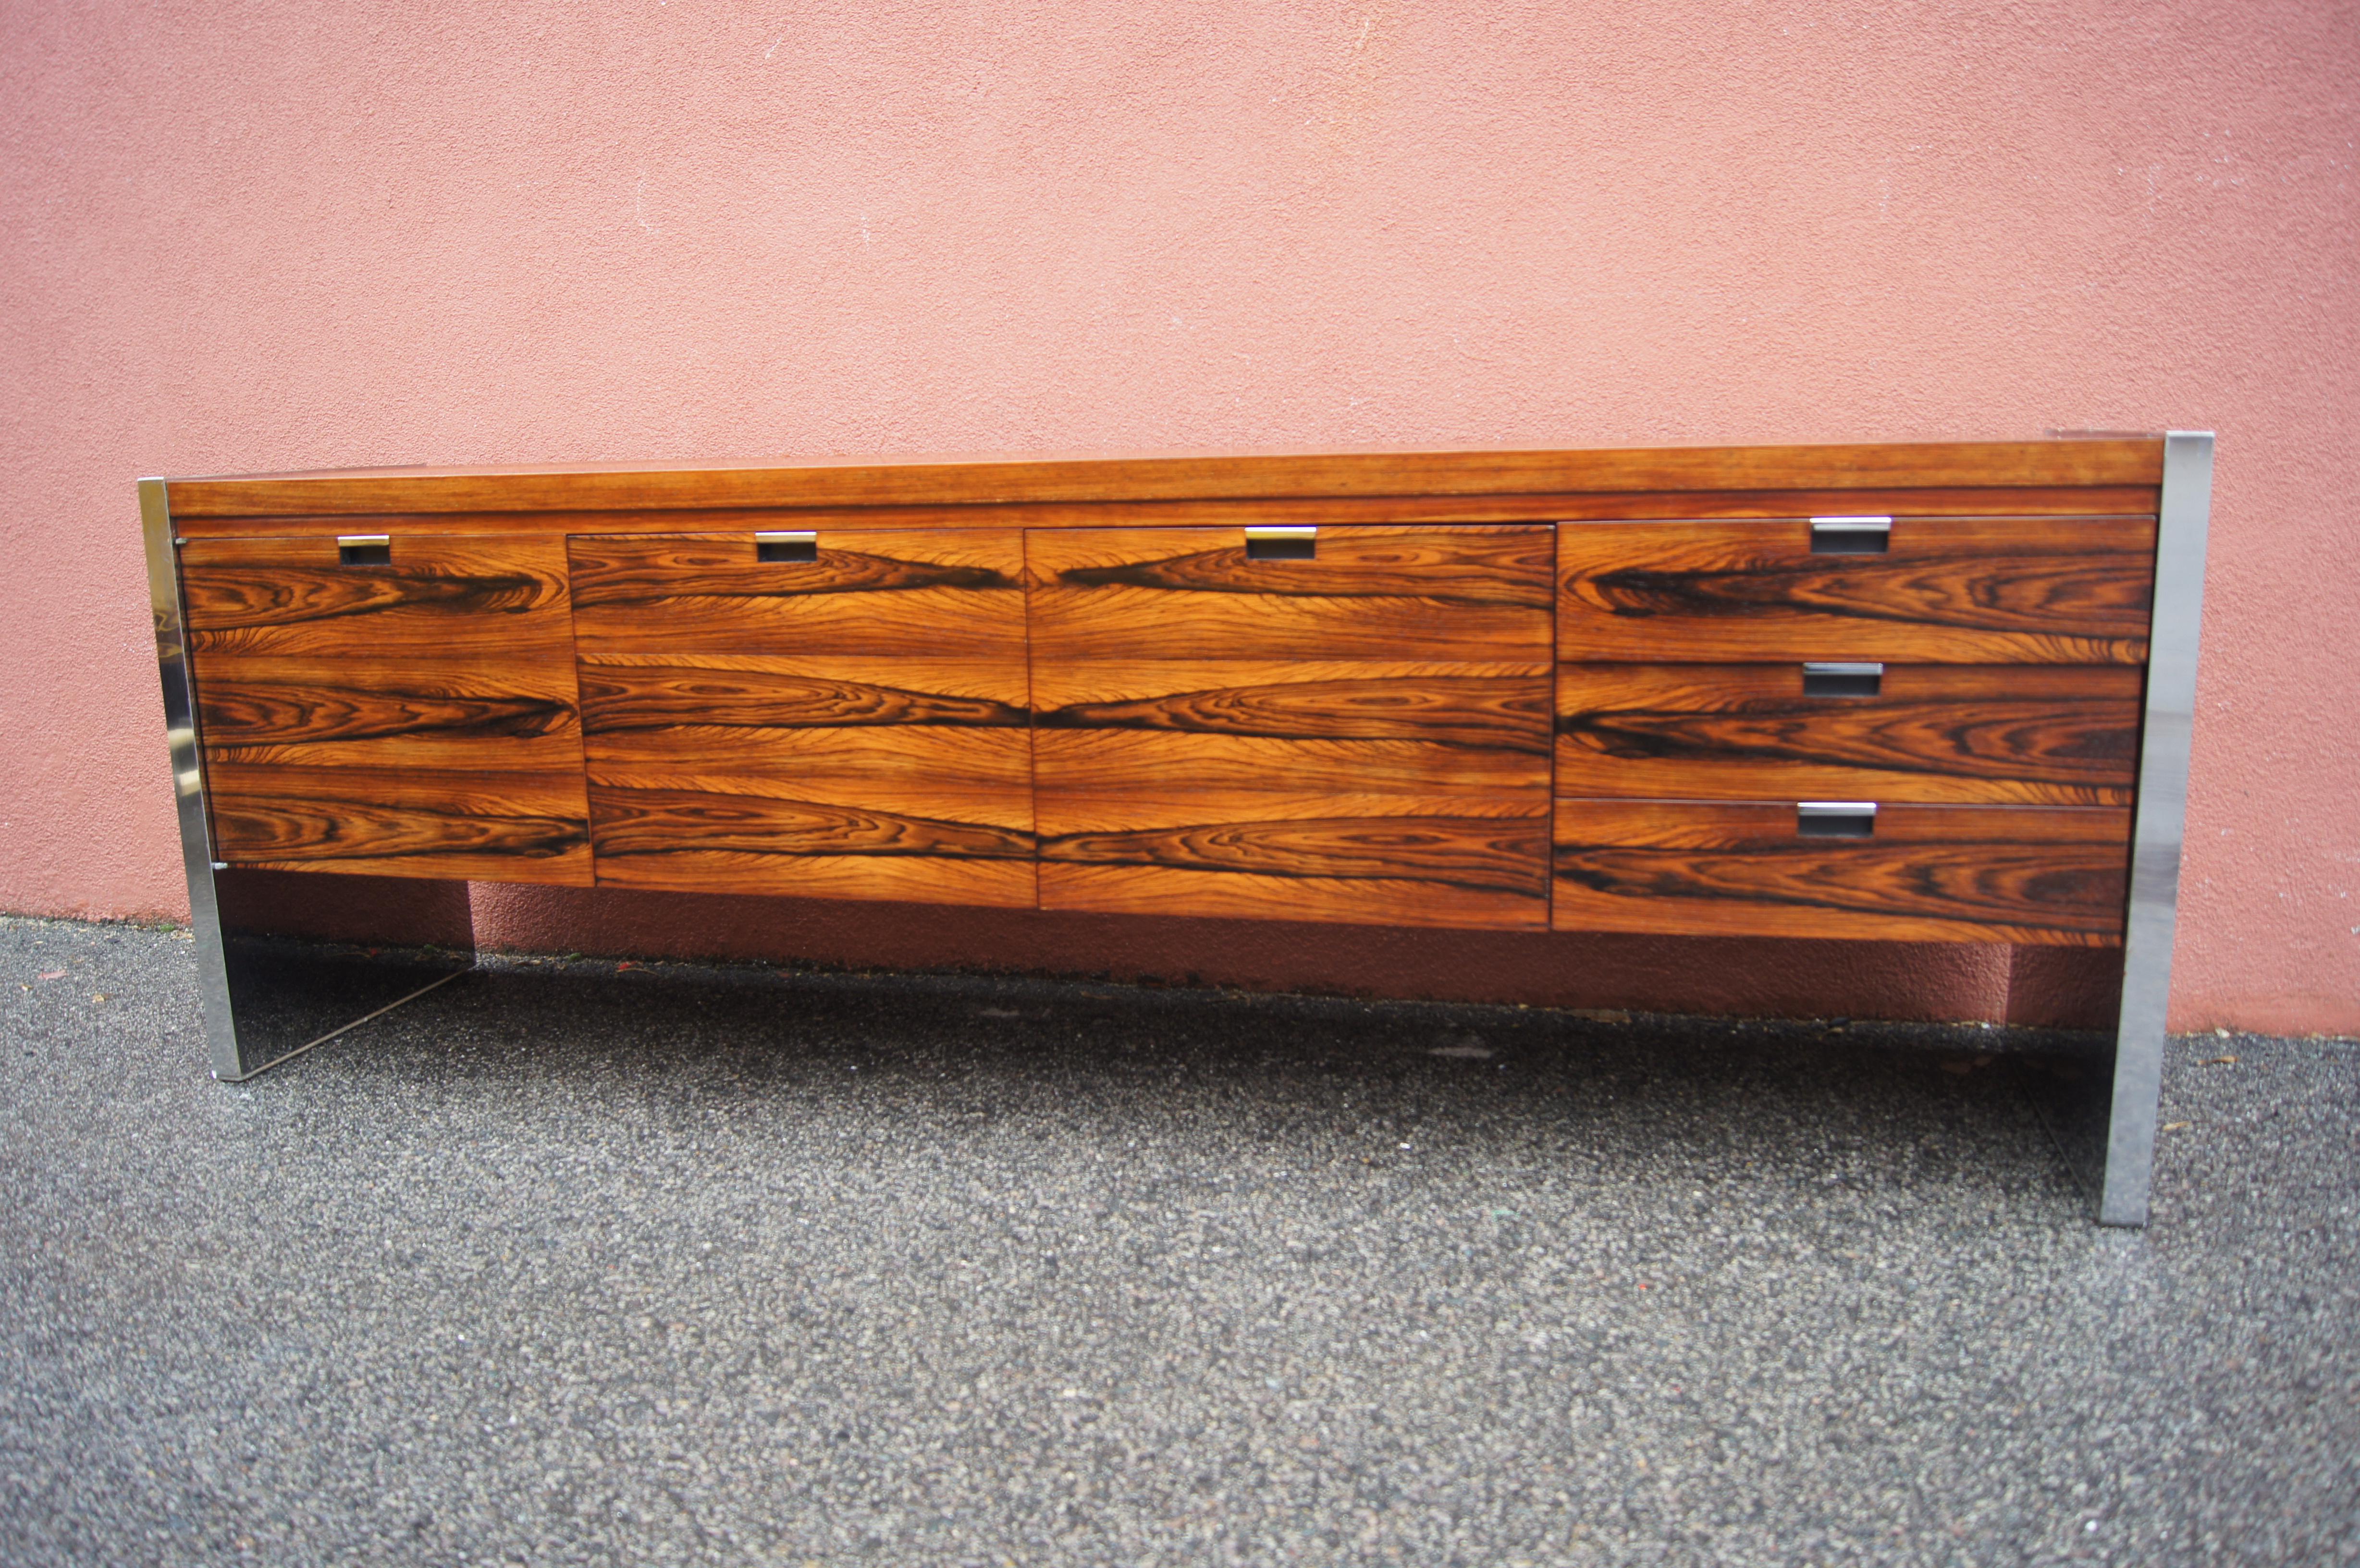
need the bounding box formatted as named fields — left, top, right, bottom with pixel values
left=141, top=436, right=2213, bottom=1225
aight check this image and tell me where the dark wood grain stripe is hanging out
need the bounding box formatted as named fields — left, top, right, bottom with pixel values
left=1550, top=800, right=2129, bottom=943
left=1555, top=518, right=2156, bottom=663
left=183, top=567, right=562, bottom=630
left=1042, top=816, right=1549, bottom=897
left=201, top=685, right=577, bottom=745
left=212, top=796, right=589, bottom=866
left=591, top=788, right=1034, bottom=863
left=579, top=666, right=1028, bottom=733
left=1559, top=699, right=2136, bottom=784
left=1578, top=556, right=2151, bottom=636
left=569, top=540, right=1016, bottom=605
left=1052, top=539, right=1553, bottom=609
left=1036, top=676, right=1549, bottom=753
left=1555, top=842, right=2126, bottom=936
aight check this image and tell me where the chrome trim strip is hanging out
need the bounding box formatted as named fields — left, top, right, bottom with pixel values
left=753, top=530, right=816, bottom=543
left=1802, top=662, right=1884, bottom=677
left=1243, top=526, right=1318, bottom=539
left=2100, top=430, right=2214, bottom=1226
left=1808, top=515, right=1892, bottom=530
left=334, top=533, right=391, bottom=546
left=140, top=478, right=243, bottom=1079
left=1797, top=801, right=1878, bottom=817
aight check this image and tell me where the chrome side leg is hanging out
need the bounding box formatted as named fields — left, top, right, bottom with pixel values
left=2099, top=433, right=2215, bottom=1225
left=141, top=479, right=475, bottom=1081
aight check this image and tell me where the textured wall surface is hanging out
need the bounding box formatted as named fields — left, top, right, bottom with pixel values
left=3, top=1, right=2354, bottom=1029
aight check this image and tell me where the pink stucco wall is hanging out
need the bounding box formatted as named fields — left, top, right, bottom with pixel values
left=3, top=2, right=2354, bottom=1032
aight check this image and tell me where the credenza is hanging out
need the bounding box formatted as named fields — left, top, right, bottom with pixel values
left=140, top=436, right=2213, bottom=1224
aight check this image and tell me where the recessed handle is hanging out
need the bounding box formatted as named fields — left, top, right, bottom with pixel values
left=1809, top=516, right=1892, bottom=555
left=1803, top=661, right=1883, bottom=698
left=756, top=530, right=817, bottom=563
left=1797, top=801, right=1878, bottom=839
left=1245, top=526, right=1316, bottom=561
left=336, top=534, right=391, bottom=566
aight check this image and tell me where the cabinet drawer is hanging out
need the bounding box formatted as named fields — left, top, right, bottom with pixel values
left=1032, top=659, right=1550, bottom=930
left=1555, top=664, right=2141, bottom=805
left=1556, top=517, right=2155, bottom=663
left=1028, top=525, right=1553, bottom=662
left=569, top=529, right=1027, bottom=660
left=1551, top=800, right=2130, bottom=944
left=180, top=534, right=591, bottom=884
left=568, top=530, right=1034, bottom=907
left=1028, top=525, right=1554, bottom=928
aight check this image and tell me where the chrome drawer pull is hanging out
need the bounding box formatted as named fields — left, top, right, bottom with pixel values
left=1797, top=801, right=1878, bottom=839
left=1803, top=661, right=1884, bottom=698
left=1245, top=525, right=1316, bottom=561
left=1809, top=515, right=1892, bottom=555
left=336, top=534, right=391, bottom=566
left=756, top=530, right=818, bottom=563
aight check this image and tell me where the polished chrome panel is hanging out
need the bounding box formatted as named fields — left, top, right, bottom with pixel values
left=141, top=478, right=473, bottom=1080
left=141, top=478, right=242, bottom=1078
left=2100, top=430, right=2214, bottom=1226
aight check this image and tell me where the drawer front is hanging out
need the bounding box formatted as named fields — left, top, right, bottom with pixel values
left=568, top=530, right=1034, bottom=907
left=1028, top=525, right=1554, bottom=662
left=1551, top=800, right=2131, bottom=944
left=1028, top=521, right=1554, bottom=929
left=1555, top=664, right=2141, bottom=805
left=180, top=534, right=591, bottom=883
left=1556, top=517, right=2156, bottom=663
left=1032, top=658, right=1551, bottom=929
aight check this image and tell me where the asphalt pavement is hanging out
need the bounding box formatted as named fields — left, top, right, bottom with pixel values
left=0, top=914, right=2352, bottom=1565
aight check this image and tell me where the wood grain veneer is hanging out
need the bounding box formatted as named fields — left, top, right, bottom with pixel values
left=567, top=530, right=1035, bottom=905
left=163, top=486, right=2163, bottom=540
left=1551, top=800, right=2132, bottom=944
left=1026, top=525, right=1552, bottom=662
left=180, top=534, right=592, bottom=883
left=162, top=441, right=2163, bottom=518
left=1554, top=664, right=2142, bottom=805
left=1030, top=526, right=1553, bottom=929
left=161, top=440, right=2172, bottom=947
left=1556, top=517, right=2158, bottom=663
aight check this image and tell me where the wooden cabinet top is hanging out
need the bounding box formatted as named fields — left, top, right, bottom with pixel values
left=156, top=439, right=2164, bottom=520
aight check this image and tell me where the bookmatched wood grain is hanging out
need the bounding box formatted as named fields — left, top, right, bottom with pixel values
left=166, top=447, right=2169, bottom=948
left=1557, top=517, right=2157, bottom=663
left=1552, top=800, right=2131, bottom=944
left=568, top=530, right=1035, bottom=906
left=1554, top=664, right=2142, bottom=804
left=162, top=439, right=2164, bottom=518
left=1029, top=525, right=1556, bottom=929
left=180, top=534, right=592, bottom=883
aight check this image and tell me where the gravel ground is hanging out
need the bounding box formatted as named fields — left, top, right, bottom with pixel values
left=0, top=914, right=2353, bottom=1566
